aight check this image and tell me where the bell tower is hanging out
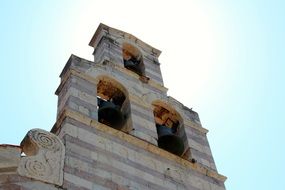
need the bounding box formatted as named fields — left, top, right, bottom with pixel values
left=0, top=23, right=226, bottom=190
left=50, top=23, right=227, bottom=189
left=0, top=21, right=226, bottom=190
left=0, top=24, right=226, bottom=190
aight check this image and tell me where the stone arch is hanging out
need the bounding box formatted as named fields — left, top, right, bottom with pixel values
left=95, top=75, right=131, bottom=131
left=152, top=100, right=188, bottom=156
left=122, top=42, right=145, bottom=76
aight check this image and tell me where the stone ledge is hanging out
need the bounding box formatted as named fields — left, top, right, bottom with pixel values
left=0, top=145, right=21, bottom=173
left=184, top=120, right=209, bottom=134
left=52, top=108, right=227, bottom=183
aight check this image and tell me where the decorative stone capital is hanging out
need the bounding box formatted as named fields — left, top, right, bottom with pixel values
left=17, top=129, right=65, bottom=186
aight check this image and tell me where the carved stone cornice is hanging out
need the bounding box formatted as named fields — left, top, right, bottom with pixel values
left=17, top=129, right=65, bottom=186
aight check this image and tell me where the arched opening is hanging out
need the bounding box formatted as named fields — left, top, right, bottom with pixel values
left=97, top=78, right=130, bottom=130
left=152, top=102, right=185, bottom=156
left=122, top=43, right=145, bottom=76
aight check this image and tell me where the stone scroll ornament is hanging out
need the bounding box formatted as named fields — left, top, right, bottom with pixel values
left=17, top=129, right=65, bottom=186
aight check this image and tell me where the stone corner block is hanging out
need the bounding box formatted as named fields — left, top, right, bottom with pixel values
left=17, top=128, right=65, bottom=186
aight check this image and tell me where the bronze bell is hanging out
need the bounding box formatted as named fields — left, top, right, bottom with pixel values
left=98, top=98, right=124, bottom=129
left=123, top=58, right=143, bottom=76
left=156, top=124, right=185, bottom=156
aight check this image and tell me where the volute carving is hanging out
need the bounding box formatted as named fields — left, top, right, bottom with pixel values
left=17, top=128, right=65, bottom=185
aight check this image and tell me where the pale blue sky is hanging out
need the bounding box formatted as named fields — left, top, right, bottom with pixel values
left=0, top=1, right=284, bottom=189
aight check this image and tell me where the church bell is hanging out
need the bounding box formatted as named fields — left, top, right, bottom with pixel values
left=124, top=58, right=143, bottom=76
left=98, top=98, right=124, bottom=129
left=156, top=124, right=185, bottom=156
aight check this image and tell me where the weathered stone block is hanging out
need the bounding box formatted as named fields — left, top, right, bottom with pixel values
left=0, top=145, right=21, bottom=173
left=17, top=129, right=65, bottom=186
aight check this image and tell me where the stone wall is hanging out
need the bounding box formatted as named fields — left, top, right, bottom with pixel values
left=52, top=109, right=226, bottom=190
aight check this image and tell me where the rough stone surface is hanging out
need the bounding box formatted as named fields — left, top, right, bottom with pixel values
left=0, top=145, right=21, bottom=173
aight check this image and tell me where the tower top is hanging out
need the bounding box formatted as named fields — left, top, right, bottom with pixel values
left=89, top=23, right=162, bottom=57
